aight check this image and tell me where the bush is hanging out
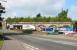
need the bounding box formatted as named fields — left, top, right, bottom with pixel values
left=22, top=29, right=34, bottom=34
left=58, top=32, right=64, bottom=34
left=0, top=32, right=3, bottom=35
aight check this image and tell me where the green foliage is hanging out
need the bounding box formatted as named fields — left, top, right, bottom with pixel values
left=73, top=21, right=77, bottom=30
left=0, top=40, right=3, bottom=48
left=6, top=9, right=72, bottom=23
left=58, top=9, right=68, bottom=18
left=0, top=3, right=5, bottom=17
left=0, top=32, right=3, bottom=48
left=36, top=13, right=41, bottom=18
left=23, top=29, right=33, bottom=34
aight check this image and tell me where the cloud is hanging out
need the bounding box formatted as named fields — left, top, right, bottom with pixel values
left=68, top=5, right=77, bottom=20
left=2, top=0, right=66, bottom=17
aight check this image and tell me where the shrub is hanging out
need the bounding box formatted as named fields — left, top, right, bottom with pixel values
left=22, top=29, right=34, bottom=34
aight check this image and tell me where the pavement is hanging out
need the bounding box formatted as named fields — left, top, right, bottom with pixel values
left=1, top=40, right=26, bottom=50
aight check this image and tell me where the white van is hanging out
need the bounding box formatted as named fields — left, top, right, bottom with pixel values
left=22, top=25, right=35, bottom=30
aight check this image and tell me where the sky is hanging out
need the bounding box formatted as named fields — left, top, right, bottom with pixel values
left=0, top=0, right=77, bottom=20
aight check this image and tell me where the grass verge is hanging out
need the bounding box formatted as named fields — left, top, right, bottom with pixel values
left=0, top=40, right=3, bottom=48
left=0, top=32, right=4, bottom=48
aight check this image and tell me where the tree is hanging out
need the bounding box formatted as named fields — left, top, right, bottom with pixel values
left=58, top=9, right=68, bottom=18
left=57, top=9, right=72, bottom=22
left=6, top=17, right=15, bottom=23
left=0, top=3, right=5, bottom=17
left=0, top=3, right=5, bottom=29
left=6, top=9, right=72, bottom=23
left=73, top=21, right=77, bottom=31
left=33, top=13, right=43, bottom=22
left=36, top=13, right=41, bottom=18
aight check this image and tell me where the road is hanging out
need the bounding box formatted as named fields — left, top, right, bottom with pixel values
left=7, top=35, right=77, bottom=50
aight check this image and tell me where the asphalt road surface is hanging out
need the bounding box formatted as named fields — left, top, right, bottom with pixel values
left=7, top=35, right=77, bottom=50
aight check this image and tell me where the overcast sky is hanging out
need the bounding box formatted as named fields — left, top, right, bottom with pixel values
left=1, top=0, right=77, bottom=20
